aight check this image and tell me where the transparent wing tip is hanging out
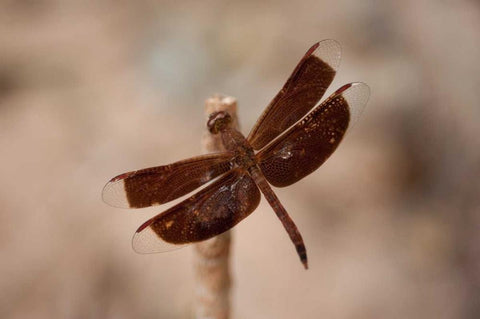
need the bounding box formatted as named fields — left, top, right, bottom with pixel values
left=132, top=221, right=185, bottom=254
left=336, top=82, right=370, bottom=127
left=132, top=224, right=158, bottom=254
left=313, top=39, right=342, bottom=70
left=101, top=179, right=130, bottom=208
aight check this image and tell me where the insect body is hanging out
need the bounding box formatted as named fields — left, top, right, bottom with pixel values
left=102, top=40, right=370, bottom=269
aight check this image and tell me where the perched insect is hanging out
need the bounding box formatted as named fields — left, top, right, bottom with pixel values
left=102, top=40, right=370, bottom=269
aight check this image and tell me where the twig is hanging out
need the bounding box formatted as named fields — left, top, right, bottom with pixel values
left=193, top=94, right=239, bottom=319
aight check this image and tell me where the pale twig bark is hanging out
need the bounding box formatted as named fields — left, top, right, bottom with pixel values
left=194, top=94, right=239, bottom=319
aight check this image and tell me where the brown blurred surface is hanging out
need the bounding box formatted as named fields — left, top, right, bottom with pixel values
left=1, top=0, right=480, bottom=318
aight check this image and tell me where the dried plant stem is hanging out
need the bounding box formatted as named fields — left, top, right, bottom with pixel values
left=194, top=94, right=239, bottom=319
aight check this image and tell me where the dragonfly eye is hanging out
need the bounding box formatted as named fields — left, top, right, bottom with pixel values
left=207, top=111, right=232, bottom=134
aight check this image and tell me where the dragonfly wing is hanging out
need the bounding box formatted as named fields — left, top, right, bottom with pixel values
left=102, top=152, right=235, bottom=208
left=257, top=82, right=370, bottom=187
left=132, top=168, right=261, bottom=253
left=248, top=40, right=342, bottom=150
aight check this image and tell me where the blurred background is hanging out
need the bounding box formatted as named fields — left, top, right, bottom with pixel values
left=1, top=0, right=479, bottom=318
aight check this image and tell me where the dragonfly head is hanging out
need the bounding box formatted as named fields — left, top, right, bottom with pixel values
left=207, top=111, right=232, bottom=134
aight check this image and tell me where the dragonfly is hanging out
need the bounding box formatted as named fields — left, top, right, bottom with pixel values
left=102, top=40, right=370, bottom=269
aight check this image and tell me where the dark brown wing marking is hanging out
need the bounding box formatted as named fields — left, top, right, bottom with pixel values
left=257, top=82, right=370, bottom=187
left=102, top=152, right=235, bottom=208
left=132, top=169, right=260, bottom=253
left=247, top=40, right=341, bottom=150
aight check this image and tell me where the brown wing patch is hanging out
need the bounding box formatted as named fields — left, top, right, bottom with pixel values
left=102, top=152, right=234, bottom=208
left=132, top=169, right=260, bottom=252
left=248, top=40, right=341, bottom=150
left=257, top=82, right=370, bottom=187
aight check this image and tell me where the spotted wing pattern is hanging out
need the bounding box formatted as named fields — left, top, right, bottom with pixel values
left=102, top=153, right=234, bottom=208
left=257, top=82, right=370, bottom=187
left=132, top=169, right=260, bottom=253
left=247, top=39, right=342, bottom=150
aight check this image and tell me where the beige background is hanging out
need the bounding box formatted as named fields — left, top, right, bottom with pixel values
left=1, top=0, right=479, bottom=318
